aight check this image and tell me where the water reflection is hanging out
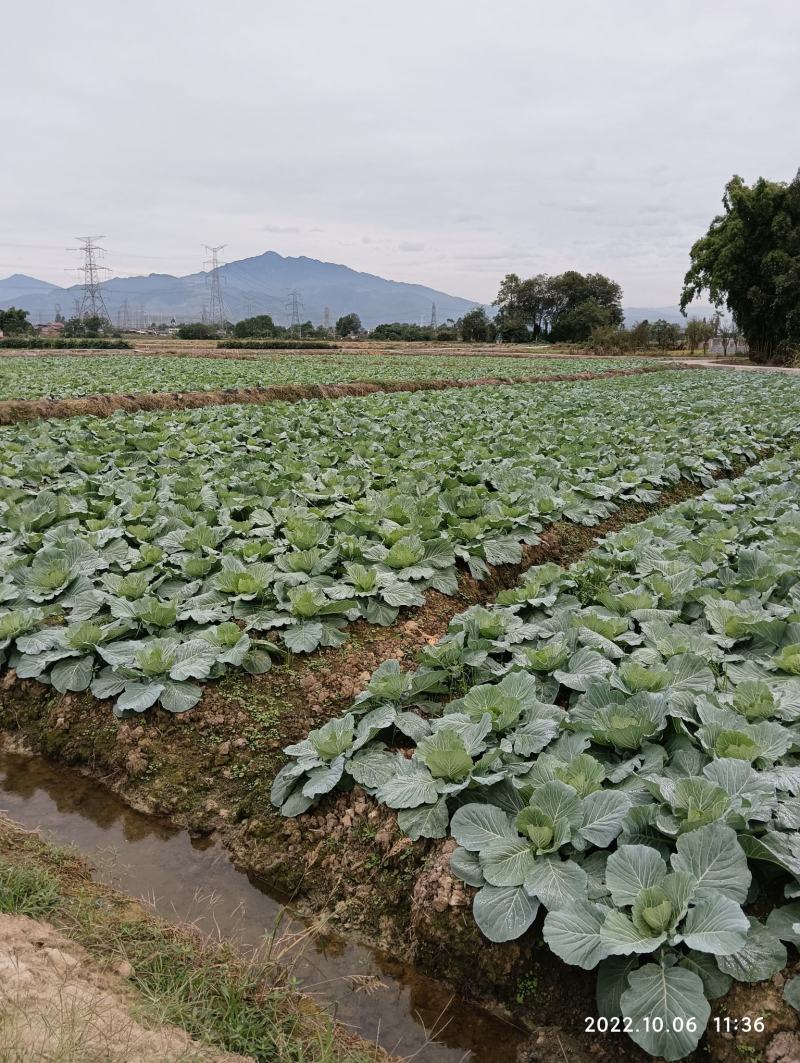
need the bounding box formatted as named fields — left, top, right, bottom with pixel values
left=0, top=750, right=525, bottom=1063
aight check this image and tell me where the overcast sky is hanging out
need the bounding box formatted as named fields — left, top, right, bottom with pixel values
left=2, top=0, right=798, bottom=306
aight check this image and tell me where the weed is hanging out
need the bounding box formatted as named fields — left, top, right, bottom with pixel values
left=0, top=857, right=61, bottom=917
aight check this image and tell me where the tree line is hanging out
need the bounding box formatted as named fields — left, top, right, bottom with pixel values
left=0, top=307, right=120, bottom=339
left=590, top=315, right=741, bottom=355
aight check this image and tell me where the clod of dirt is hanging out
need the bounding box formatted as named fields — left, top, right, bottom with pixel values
left=706, top=979, right=800, bottom=1062
left=410, top=839, right=529, bottom=995
left=411, top=839, right=468, bottom=913
left=767, top=1031, right=800, bottom=1063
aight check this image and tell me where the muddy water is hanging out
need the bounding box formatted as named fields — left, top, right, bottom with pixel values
left=0, top=750, right=526, bottom=1063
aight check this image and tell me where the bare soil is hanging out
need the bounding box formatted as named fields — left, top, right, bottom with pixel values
left=0, top=912, right=246, bottom=1063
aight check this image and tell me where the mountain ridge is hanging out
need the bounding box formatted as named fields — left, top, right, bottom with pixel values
left=0, top=251, right=486, bottom=328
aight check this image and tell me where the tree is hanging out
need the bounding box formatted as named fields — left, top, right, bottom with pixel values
left=233, top=314, right=276, bottom=338
left=589, top=325, right=628, bottom=353
left=681, top=171, right=800, bottom=364
left=497, top=317, right=532, bottom=343
left=548, top=273, right=624, bottom=341
left=493, top=273, right=527, bottom=341
left=63, top=315, right=112, bottom=338
left=0, top=307, right=33, bottom=334
left=460, top=306, right=491, bottom=342
left=549, top=295, right=613, bottom=343
left=434, top=325, right=458, bottom=341
left=718, top=320, right=740, bottom=357
left=684, top=317, right=715, bottom=355
left=177, top=322, right=219, bottom=340
left=335, top=313, right=362, bottom=337
left=371, top=322, right=436, bottom=340
left=494, top=270, right=623, bottom=343
left=650, top=319, right=681, bottom=351
left=629, top=320, right=651, bottom=351
left=494, top=273, right=556, bottom=340
left=685, top=317, right=703, bottom=354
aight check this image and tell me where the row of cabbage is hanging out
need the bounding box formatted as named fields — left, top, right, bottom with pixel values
left=272, top=448, right=800, bottom=1060
left=0, top=353, right=654, bottom=401
left=1, top=371, right=799, bottom=718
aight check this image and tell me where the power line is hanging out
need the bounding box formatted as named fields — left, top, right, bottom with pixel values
left=203, top=244, right=227, bottom=326
left=67, top=236, right=111, bottom=322
left=430, top=301, right=438, bottom=330
left=322, top=306, right=331, bottom=333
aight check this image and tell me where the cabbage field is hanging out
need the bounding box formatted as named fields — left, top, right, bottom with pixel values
left=274, top=446, right=800, bottom=1060
left=0, top=352, right=656, bottom=400
left=1, top=370, right=799, bottom=720
left=3, top=360, right=800, bottom=1061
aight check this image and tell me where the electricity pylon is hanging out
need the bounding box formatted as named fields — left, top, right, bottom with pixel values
left=203, top=244, right=227, bottom=326
left=68, top=236, right=111, bottom=322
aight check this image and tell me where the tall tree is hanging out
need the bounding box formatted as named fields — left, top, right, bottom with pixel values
left=233, top=314, right=276, bottom=338
left=460, top=306, right=491, bottom=342
left=63, top=315, right=111, bottom=338
left=629, top=320, right=651, bottom=351
left=335, top=312, right=362, bottom=337
left=650, top=319, right=681, bottom=350
left=0, top=307, right=33, bottom=334
left=495, top=270, right=623, bottom=343
left=684, top=317, right=711, bottom=354
left=681, top=172, right=800, bottom=364
left=517, top=275, right=557, bottom=338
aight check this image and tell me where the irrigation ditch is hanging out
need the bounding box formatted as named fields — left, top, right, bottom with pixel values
left=2, top=443, right=798, bottom=1061
left=0, top=754, right=520, bottom=1062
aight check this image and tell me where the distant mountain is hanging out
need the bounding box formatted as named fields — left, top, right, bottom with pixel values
left=623, top=303, right=718, bottom=325
left=0, top=251, right=485, bottom=328
left=0, top=273, right=59, bottom=303
left=1, top=256, right=723, bottom=331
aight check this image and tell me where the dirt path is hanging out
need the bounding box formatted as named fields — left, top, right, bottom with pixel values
left=679, top=357, right=800, bottom=373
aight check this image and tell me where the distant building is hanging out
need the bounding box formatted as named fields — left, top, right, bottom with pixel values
left=707, top=336, right=749, bottom=355
left=35, top=321, right=66, bottom=337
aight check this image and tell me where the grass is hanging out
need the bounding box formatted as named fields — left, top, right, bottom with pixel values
left=0, top=859, right=61, bottom=917
left=0, top=825, right=388, bottom=1063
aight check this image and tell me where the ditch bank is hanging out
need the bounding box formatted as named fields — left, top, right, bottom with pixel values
left=0, top=363, right=685, bottom=424
left=0, top=454, right=790, bottom=1061
left=0, top=807, right=392, bottom=1063
left=0, top=756, right=523, bottom=1063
